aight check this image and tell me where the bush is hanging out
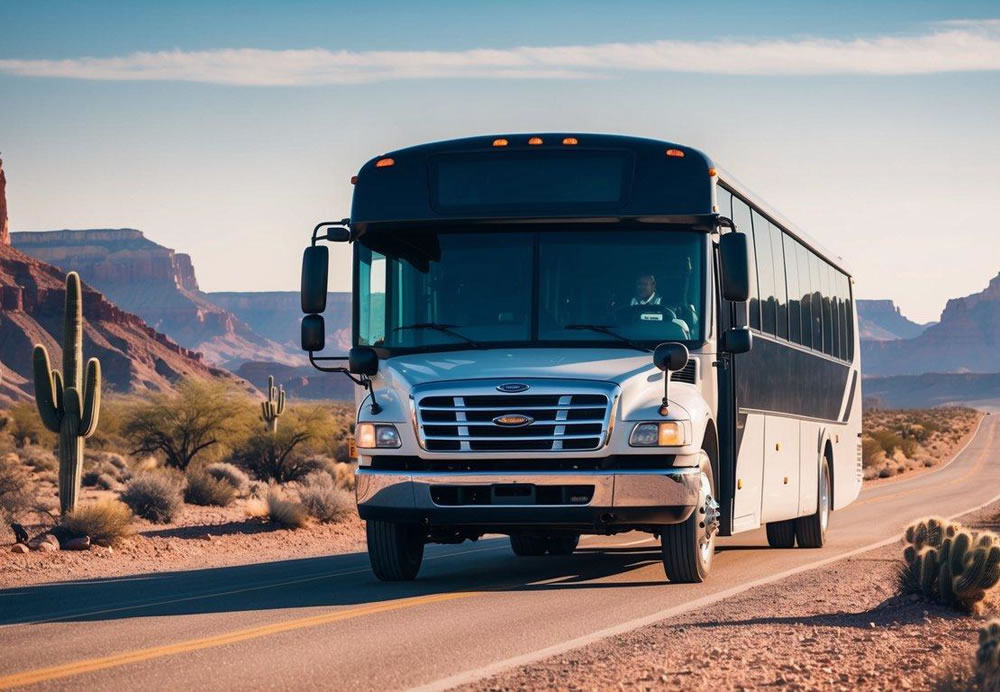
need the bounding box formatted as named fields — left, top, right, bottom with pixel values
left=861, top=437, right=882, bottom=468
left=203, top=462, right=250, bottom=496
left=298, top=471, right=353, bottom=523
left=6, top=402, right=54, bottom=449
left=82, top=469, right=103, bottom=487
left=96, top=473, right=116, bottom=490
left=36, top=470, right=58, bottom=485
left=20, top=445, right=57, bottom=473
left=266, top=487, right=308, bottom=529
left=0, top=452, right=37, bottom=523
left=233, top=427, right=322, bottom=483
left=120, top=473, right=183, bottom=523
left=184, top=471, right=237, bottom=507
left=60, top=500, right=133, bottom=545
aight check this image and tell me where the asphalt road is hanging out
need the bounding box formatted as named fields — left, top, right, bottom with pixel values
left=2, top=414, right=998, bottom=691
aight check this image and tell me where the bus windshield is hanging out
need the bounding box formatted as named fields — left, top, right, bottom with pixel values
left=356, top=227, right=706, bottom=351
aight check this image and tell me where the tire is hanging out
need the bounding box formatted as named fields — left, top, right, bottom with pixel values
left=766, top=519, right=797, bottom=548
left=796, top=460, right=831, bottom=548
left=546, top=534, right=580, bottom=555
left=510, top=534, right=549, bottom=556
left=366, top=520, right=425, bottom=581
left=661, top=453, right=718, bottom=583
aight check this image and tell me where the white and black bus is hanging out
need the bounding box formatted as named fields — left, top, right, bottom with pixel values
left=300, top=133, right=862, bottom=582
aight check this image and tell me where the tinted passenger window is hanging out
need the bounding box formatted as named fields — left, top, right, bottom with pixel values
left=821, top=262, right=834, bottom=356
left=753, top=210, right=775, bottom=334
left=784, top=234, right=801, bottom=344
left=809, top=253, right=823, bottom=349
left=796, top=242, right=812, bottom=349
left=731, top=197, right=758, bottom=330
left=770, top=222, right=788, bottom=339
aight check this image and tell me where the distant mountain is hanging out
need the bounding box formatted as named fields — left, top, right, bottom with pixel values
left=10, top=229, right=300, bottom=369
left=236, top=361, right=356, bottom=401
left=208, top=291, right=351, bottom=357
left=863, top=373, right=1000, bottom=409
left=857, top=299, right=932, bottom=341
left=862, top=273, right=1000, bottom=377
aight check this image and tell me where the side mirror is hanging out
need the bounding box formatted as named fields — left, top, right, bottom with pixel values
left=301, top=245, right=329, bottom=314
left=653, top=342, right=689, bottom=373
left=349, top=346, right=379, bottom=376
left=719, top=233, right=750, bottom=302
left=720, top=327, right=753, bottom=354
left=301, top=314, right=326, bottom=352
left=325, top=227, right=351, bottom=242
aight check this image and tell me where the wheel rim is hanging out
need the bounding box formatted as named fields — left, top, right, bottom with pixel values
left=819, top=466, right=830, bottom=533
left=697, top=470, right=719, bottom=568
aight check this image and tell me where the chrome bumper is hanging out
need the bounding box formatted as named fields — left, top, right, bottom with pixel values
left=355, top=467, right=701, bottom=528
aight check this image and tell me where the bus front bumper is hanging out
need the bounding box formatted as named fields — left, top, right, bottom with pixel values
left=355, top=467, right=701, bottom=529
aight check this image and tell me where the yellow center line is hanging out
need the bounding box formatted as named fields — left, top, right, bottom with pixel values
left=0, top=590, right=481, bottom=689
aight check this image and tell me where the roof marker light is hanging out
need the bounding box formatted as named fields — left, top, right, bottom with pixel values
left=350, top=175, right=358, bottom=185
left=528, top=137, right=543, bottom=145
left=708, top=167, right=718, bottom=177
left=493, top=138, right=509, bottom=147
left=666, top=149, right=685, bottom=158
left=375, top=158, right=394, bottom=168
left=562, top=137, right=578, bottom=145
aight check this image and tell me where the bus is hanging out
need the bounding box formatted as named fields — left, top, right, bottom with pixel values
left=300, top=133, right=862, bottom=583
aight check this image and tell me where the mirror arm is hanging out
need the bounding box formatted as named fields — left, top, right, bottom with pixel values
left=311, top=219, right=352, bottom=246
left=716, top=215, right=736, bottom=232
left=659, top=375, right=671, bottom=417
left=307, top=354, right=382, bottom=414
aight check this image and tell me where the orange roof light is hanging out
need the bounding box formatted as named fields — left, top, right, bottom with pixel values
left=350, top=175, right=358, bottom=185
left=708, top=167, right=718, bottom=177
left=492, top=138, right=509, bottom=147
left=528, top=137, right=543, bottom=145
left=665, top=149, right=685, bottom=158
left=562, top=137, right=578, bottom=145
left=375, top=157, right=394, bottom=168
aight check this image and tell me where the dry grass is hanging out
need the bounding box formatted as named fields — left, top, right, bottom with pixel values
left=60, top=499, right=134, bottom=545
left=265, top=487, right=308, bottom=529
left=120, top=473, right=183, bottom=523
left=184, top=471, right=237, bottom=507
left=863, top=407, right=979, bottom=481
left=298, top=471, right=353, bottom=523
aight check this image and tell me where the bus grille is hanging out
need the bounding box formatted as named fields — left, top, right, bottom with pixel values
left=416, top=393, right=611, bottom=452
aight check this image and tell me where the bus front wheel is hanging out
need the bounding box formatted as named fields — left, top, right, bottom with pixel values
left=366, top=519, right=425, bottom=581
left=661, top=453, right=718, bottom=583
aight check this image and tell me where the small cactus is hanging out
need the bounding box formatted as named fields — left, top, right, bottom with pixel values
left=261, top=375, right=285, bottom=433
left=978, top=620, right=1000, bottom=688
left=32, top=272, right=102, bottom=515
left=938, top=530, right=1000, bottom=610
left=903, top=516, right=948, bottom=550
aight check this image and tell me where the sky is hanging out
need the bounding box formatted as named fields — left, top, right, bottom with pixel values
left=2, top=0, right=999, bottom=324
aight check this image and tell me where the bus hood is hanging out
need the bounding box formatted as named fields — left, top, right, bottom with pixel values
left=364, top=348, right=707, bottom=424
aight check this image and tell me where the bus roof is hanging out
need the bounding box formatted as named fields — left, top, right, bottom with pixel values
left=350, top=133, right=851, bottom=276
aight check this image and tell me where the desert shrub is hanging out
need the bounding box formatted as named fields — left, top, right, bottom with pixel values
left=266, top=487, right=308, bottom=529
left=0, top=452, right=37, bottom=523
left=332, top=462, right=356, bottom=491
left=123, top=379, right=250, bottom=470
left=60, top=500, right=133, bottom=545
left=96, top=473, right=116, bottom=490
left=878, top=466, right=894, bottom=478
left=20, top=445, right=57, bottom=472
left=6, top=402, right=54, bottom=449
left=81, top=469, right=103, bottom=487
left=861, top=438, right=882, bottom=467
left=184, top=471, right=237, bottom=507
left=298, top=471, right=352, bottom=523
left=233, top=425, right=322, bottom=483
left=36, top=470, right=58, bottom=485
left=203, top=462, right=250, bottom=495
left=120, top=473, right=183, bottom=523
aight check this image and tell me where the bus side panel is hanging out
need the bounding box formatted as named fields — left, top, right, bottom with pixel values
left=732, top=412, right=765, bottom=532
left=760, top=415, right=799, bottom=524
left=798, top=420, right=820, bottom=517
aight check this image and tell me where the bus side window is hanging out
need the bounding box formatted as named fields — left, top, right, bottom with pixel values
left=731, top=196, right=758, bottom=330
left=783, top=233, right=801, bottom=344
left=752, top=210, right=775, bottom=335
left=821, top=261, right=834, bottom=356
left=841, top=272, right=854, bottom=360
left=769, top=221, right=788, bottom=339
left=809, top=252, right=823, bottom=349
left=796, top=241, right=812, bottom=350
left=358, top=248, right=387, bottom=346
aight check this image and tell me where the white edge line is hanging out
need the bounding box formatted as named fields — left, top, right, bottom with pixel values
left=413, top=422, right=999, bottom=692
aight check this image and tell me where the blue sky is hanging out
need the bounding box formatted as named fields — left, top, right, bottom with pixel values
left=2, top=0, right=999, bottom=322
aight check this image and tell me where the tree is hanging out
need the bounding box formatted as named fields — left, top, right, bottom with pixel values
left=233, top=406, right=329, bottom=482
left=123, top=379, right=244, bottom=471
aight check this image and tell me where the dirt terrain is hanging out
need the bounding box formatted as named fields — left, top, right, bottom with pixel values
left=470, top=503, right=1000, bottom=692
left=1, top=485, right=366, bottom=588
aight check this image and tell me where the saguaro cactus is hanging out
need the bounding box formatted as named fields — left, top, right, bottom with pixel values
left=32, top=272, right=102, bottom=515
left=261, top=375, right=285, bottom=433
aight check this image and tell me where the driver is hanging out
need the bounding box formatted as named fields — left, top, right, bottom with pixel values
left=631, top=273, right=662, bottom=306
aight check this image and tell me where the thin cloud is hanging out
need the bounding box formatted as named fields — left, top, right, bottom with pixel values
left=1, top=21, right=999, bottom=85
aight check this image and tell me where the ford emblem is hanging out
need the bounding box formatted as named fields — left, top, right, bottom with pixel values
left=496, top=383, right=530, bottom=393
left=493, top=414, right=534, bottom=427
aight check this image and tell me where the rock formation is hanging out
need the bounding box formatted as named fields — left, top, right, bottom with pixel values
left=208, top=291, right=352, bottom=354
left=11, top=230, right=301, bottom=369
left=857, top=299, right=931, bottom=341
left=863, top=273, right=1000, bottom=376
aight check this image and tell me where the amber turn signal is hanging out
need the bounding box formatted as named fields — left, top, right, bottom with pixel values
left=375, top=158, right=395, bottom=168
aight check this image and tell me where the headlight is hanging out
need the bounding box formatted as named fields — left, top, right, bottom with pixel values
left=629, top=421, right=686, bottom=447
left=357, top=423, right=402, bottom=449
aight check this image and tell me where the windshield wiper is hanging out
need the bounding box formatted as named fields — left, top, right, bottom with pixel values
left=392, top=322, right=483, bottom=349
left=564, top=324, right=652, bottom=353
